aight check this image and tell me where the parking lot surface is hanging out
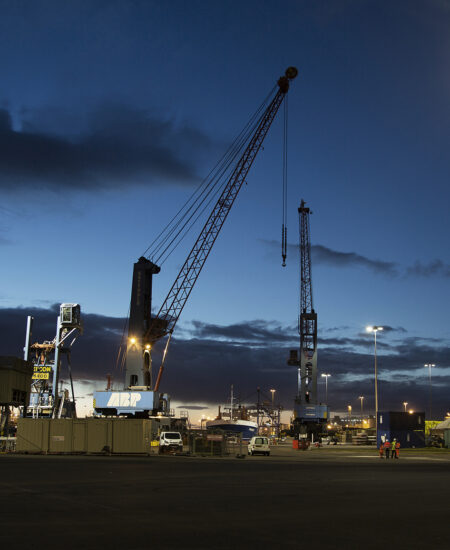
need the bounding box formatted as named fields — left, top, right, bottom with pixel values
left=1, top=446, right=448, bottom=550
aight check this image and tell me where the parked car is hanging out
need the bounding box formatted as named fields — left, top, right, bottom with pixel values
left=159, top=431, right=183, bottom=453
left=248, top=436, right=270, bottom=456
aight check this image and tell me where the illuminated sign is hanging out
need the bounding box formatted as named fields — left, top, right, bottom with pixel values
left=106, top=392, right=142, bottom=407
left=32, top=365, right=52, bottom=380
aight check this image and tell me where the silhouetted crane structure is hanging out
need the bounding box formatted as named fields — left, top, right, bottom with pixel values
left=94, top=67, right=298, bottom=416
left=288, top=200, right=328, bottom=438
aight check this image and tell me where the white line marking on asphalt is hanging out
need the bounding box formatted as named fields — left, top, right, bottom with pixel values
left=403, top=457, right=448, bottom=461
left=347, top=455, right=379, bottom=458
left=346, top=455, right=448, bottom=462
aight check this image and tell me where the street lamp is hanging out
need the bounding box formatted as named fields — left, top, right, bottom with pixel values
left=366, top=326, right=383, bottom=430
left=358, top=396, right=364, bottom=420
left=321, top=373, right=331, bottom=404
left=403, top=402, right=408, bottom=412
left=424, top=363, right=436, bottom=420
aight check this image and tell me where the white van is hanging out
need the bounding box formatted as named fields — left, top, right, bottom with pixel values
left=248, top=436, right=270, bottom=456
left=159, top=431, right=183, bottom=453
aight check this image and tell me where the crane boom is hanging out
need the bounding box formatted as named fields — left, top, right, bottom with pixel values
left=145, top=68, right=298, bottom=348
left=147, top=67, right=298, bottom=391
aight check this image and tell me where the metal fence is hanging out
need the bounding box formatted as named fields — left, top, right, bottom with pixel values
left=186, top=430, right=245, bottom=457
left=0, top=436, right=16, bottom=452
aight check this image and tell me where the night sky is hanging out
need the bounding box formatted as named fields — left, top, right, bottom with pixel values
left=0, top=0, right=449, bottom=421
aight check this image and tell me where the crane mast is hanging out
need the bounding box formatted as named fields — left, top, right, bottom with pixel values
left=299, top=199, right=317, bottom=405
left=288, top=200, right=328, bottom=438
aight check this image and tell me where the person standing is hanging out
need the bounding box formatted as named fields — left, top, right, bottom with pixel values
left=391, top=438, right=397, bottom=459
left=395, top=440, right=400, bottom=459
left=379, top=443, right=384, bottom=459
left=384, top=438, right=391, bottom=459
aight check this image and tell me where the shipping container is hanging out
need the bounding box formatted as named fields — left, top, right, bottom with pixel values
left=444, top=429, right=450, bottom=449
left=377, top=411, right=426, bottom=448
left=112, top=419, right=152, bottom=454
left=16, top=418, right=49, bottom=452
left=49, top=419, right=74, bottom=453
left=86, top=418, right=112, bottom=453
left=378, top=411, right=425, bottom=430
left=16, top=418, right=157, bottom=454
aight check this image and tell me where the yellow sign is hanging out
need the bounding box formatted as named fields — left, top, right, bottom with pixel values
left=32, top=365, right=52, bottom=380
left=32, top=373, right=50, bottom=380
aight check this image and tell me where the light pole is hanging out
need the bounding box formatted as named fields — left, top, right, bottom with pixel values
left=270, top=389, right=276, bottom=436
left=321, top=373, right=331, bottom=404
left=270, top=389, right=276, bottom=409
left=358, top=396, right=364, bottom=421
left=424, top=364, right=435, bottom=420
left=403, top=402, right=408, bottom=412
left=366, top=326, right=383, bottom=431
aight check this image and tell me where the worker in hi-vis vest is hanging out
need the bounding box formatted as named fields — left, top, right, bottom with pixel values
left=383, top=439, right=391, bottom=459
left=391, top=439, right=397, bottom=459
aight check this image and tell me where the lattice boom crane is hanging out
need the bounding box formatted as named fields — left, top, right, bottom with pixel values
left=126, top=67, right=298, bottom=396
left=288, top=200, right=328, bottom=436
left=94, top=67, right=298, bottom=417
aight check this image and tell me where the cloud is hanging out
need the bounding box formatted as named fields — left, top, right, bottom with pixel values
left=190, top=319, right=296, bottom=345
left=262, top=239, right=399, bottom=276
left=0, top=305, right=448, bottom=417
left=0, top=104, right=215, bottom=192
left=263, top=239, right=450, bottom=280
left=176, top=405, right=210, bottom=410
left=324, top=325, right=351, bottom=333
left=406, top=260, right=450, bottom=278
left=311, top=245, right=398, bottom=275
left=375, top=325, right=407, bottom=334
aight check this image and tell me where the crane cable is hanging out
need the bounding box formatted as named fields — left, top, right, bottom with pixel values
left=281, top=95, right=288, bottom=267
left=141, top=86, right=277, bottom=264
left=154, top=112, right=265, bottom=266
left=146, top=95, right=271, bottom=264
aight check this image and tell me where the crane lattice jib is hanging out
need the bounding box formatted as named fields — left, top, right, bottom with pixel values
left=298, top=200, right=316, bottom=355
left=299, top=200, right=313, bottom=315
left=146, top=70, right=297, bottom=344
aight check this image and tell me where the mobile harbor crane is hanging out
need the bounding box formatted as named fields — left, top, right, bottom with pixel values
left=288, top=200, right=328, bottom=438
left=94, top=67, right=298, bottom=417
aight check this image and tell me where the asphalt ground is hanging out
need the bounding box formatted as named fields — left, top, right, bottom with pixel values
left=1, top=445, right=449, bottom=550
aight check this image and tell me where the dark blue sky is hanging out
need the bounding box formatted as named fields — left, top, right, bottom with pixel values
left=0, top=0, right=448, bottom=419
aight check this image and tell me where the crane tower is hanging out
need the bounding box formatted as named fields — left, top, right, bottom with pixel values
left=288, top=200, right=328, bottom=436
